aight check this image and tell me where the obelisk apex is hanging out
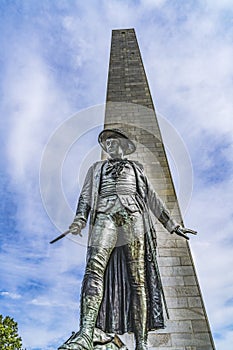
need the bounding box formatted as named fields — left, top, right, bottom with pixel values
left=106, top=28, right=154, bottom=109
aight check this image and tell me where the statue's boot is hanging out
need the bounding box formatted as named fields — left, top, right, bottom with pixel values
left=135, top=339, right=148, bottom=350
left=58, top=295, right=98, bottom=350
left=133, top=291, right=148, bottom=350
left=134, top=319, right=148, bottom=350
left=58, top=247, right=112, bottom=350
left=134, top=326, right=148, bottom=350
left=58, top=331, right=93, bottom=350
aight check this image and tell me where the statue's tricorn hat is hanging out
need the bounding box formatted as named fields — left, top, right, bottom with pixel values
left=98, top=129, right=136, bottom=155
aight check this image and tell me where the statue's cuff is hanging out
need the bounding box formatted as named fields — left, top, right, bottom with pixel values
left=170, top=225, right=180, bottom=234
left=165, top=218, right=179, bottom=233
left=73, top=217, right=86, bottom=228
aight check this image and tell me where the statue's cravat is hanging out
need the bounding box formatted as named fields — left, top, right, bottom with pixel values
left=105, top=158, right=129, bottom=179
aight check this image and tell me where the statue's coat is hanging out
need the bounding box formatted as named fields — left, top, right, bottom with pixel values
left=76, top=160, right=177, bottom=334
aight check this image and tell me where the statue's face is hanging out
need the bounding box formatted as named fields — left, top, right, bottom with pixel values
left=106, top=137, right=124, bottom=158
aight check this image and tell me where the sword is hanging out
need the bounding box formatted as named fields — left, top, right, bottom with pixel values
left=50, top=230, right=70, bottom=244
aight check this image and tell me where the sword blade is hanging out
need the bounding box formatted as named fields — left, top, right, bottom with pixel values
left=50, top=230, right=70, bottom=244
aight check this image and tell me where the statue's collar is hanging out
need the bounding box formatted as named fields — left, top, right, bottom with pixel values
left=107, top=158, right=128, bottom=162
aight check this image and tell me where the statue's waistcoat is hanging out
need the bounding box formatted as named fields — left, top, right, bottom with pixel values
left=97, top=160, right=141, bottom=213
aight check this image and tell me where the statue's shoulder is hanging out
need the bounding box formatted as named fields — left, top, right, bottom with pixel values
left=129, top=160, right=144, bottom=171
left=92, top=160, right=104, bottom=166
left=91, top=160, right=106, bottom=171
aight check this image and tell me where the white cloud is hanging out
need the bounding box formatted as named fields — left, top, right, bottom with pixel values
left=0, top=291, right=22, bottom=300
left=4, top=47, right=71, bottom=182
left=185, top=174, right=233, bottom=345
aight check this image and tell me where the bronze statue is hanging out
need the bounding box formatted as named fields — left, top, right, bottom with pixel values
left=55, top=129, right=196, bottom=350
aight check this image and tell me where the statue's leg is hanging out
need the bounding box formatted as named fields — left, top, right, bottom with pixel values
left=78, top=246, right=115, bottom=344
left=59, top=214, right=117, bottom=350
left=123, top=213, right=148, bottom=350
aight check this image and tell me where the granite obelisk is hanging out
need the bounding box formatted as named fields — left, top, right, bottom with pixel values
left=103, top=28, right=215, bottom=350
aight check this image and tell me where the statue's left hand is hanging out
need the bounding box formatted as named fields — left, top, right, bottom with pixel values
left=172, top=226, right=197, bottom=240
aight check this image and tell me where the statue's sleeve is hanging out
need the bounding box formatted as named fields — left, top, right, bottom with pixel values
left=145, top=176, right=178, bottom=233
left=75, top=165, right=93, bottom=225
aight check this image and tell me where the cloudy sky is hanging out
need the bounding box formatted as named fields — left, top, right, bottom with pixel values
left=0, top=0, right=233, bottom=349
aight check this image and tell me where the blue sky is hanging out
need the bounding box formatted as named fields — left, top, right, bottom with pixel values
left=1, top=0, right=233, bottom=349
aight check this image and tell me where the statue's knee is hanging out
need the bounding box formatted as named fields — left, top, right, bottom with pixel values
left=82, top=274, right=103, bottom=297
left=130, top=270, right=146, bottom=289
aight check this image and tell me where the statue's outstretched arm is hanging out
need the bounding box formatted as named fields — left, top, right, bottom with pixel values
left=145, top=176, right=197, bottom=239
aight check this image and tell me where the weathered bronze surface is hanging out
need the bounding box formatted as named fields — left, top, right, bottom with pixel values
left=57, top=129, right=196, bottom=350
